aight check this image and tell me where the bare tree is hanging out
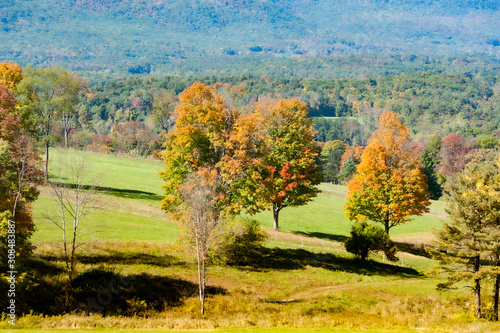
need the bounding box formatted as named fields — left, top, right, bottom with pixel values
left=60, top=108, right=78, bottom=148
left=46, top=154, right=103, bottom=283
left=178, top=168, right=221, bottom=315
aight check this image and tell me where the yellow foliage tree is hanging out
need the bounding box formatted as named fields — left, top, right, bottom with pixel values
left=0, top=62, right=22, bottom=91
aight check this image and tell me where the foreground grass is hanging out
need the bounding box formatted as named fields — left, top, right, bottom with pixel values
left=3, top=329, right=453, bottom=333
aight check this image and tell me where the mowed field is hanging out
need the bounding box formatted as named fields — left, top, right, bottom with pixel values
left=7, top=148, right=500, bottom=332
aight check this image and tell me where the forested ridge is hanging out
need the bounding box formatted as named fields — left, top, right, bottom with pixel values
left=1, top=0, right=499, bottom=75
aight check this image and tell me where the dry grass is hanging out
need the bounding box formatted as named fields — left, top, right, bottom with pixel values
left=5, top=235, right=497, bottom=332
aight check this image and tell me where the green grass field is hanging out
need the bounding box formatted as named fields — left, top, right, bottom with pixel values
left=9, top=148, right=500, bottom=332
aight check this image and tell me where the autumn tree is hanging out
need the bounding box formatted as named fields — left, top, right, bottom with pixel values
left=433, top=161, right=500, bottom=319
left=221, top=99, right=322, bottom=231
left=0, top=84, right=42, bottom=269
left=17, top=65, right=84, bottom=180
left=160, top=82, right=237, bottom=214
left=0, top=62, right=23, bottom=91
left=345, top=111, right=430, bottom=234
left=437, top=133, right=474, bottom=179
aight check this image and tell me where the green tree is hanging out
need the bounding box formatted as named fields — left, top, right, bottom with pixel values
left=320, top=140, right=348, bottom=183
left=17, top=65, right=84, bottom=180
left=477, top=135, right=499, bottom=150
left=345, top=221, right=397, bottom=261
left=421, top=135, right=443, bottom=200
left=433, top=161, right=500, bottom=319
left=151, top=89, right=177, bottom=132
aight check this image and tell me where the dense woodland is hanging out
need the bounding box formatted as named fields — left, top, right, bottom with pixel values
left=1, top=0, right=499, bottom=75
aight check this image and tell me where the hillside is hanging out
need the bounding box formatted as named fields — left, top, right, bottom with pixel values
left=1, top=0, right=499, bottom=75
left=5, top=149, right=500, bottom=332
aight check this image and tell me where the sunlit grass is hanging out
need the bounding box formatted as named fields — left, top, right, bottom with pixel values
left=24, top=149, right=498, bottom=332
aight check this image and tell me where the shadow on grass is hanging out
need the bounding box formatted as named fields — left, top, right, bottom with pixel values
left=73, top=269, right=225, bottom=315
left=237, top=247, right=419, bottom=278
left=395, top=242, right=433, bottom=259
left=79, top=251, right=183, bottom=267
left=24, top=256, right=66, bottom=276
left=39, top=251, right=183, bottom=268
left=11, top=264, right=225, bottom=316
left=294, top=232, right=434, bottom=260
left=293, top=231, right=349, bottom=243
left=50, top=181, right=164, bottom=202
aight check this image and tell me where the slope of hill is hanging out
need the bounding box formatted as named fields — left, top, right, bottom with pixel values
left=1, top=0, right=499, bottom=75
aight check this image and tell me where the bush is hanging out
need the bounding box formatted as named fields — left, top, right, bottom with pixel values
left=345, top=221, right=397, bottom=261
left=210, top=218, right=267, bottom=266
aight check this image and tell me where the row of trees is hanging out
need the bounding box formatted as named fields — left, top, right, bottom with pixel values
left=81, top=71, right=499, bottom=138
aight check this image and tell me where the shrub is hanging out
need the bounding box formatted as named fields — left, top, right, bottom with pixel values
left=345, top=221, right=397, bottom=261
left=210, top=218, right=267, bottom=266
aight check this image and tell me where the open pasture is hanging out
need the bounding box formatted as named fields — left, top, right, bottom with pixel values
left=11, top=148, right=500, bottom=332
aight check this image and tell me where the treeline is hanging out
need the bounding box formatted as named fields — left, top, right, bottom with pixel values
left=80, top=71, right=500, bottom=142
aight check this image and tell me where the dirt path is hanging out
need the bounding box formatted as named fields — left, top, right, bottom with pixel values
left=282, top=278, right=424, bottom=302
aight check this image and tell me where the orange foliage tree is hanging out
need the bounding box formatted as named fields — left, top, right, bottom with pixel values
left=221, top=99, right=322, bottom=231
left=161, top=83, right=321, bottom=231
left=159, top=82, right=237, bottom=215
left=344, top=111, right=430, bottom=234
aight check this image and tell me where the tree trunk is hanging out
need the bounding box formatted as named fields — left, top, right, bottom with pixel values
left=273, top=203, right=281, bottom=231
left=64, top=128, right=70, bottom=148
left=44, top=139, right=50, bottom=181
left=196, top=237, right=205, bottom=315
left=473, top=255, right=481, bottom=319
left=384, top=214, right=390, bottom=235
left=494, top=254, right=500, bottom=321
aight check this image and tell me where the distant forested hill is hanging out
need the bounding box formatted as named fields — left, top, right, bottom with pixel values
left=1, top=0, right=499, bottom=76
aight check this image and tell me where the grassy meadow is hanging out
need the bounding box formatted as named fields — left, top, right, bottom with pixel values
left=6, top=148, right=500, bottom=332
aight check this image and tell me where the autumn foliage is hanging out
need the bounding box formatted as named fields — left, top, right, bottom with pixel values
left=345, top=111, right=430, bottom=234
left=161, top=83, right=321, bottom=230
left=0, top=83, right=43, bottom=266
left=160, top=82, right=237, bottom=214
left=0, top=61, right=23, bottom=91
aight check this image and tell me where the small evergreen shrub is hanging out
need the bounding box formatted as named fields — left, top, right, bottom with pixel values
left=345, top=221, right=397, bottom=261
